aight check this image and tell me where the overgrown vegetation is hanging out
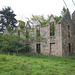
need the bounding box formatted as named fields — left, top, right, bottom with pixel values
left=7, top=25, right=14, bottom=33
left=0, top=53, right=75, bottom=75
left=0, top=34, right=30, bottom=53
left=30, top=7, right=66, bottom=26
left=36, top=27, right=40, bottom=37
left=54, top=16, right=62, bottom=23
left=19, top=20, right=25, bottom=30
left=50, top=23, right=55, bottom=36
left=61, top=7, right=67, bottom=16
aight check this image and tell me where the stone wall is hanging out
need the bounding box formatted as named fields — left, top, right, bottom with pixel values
left=29, top=10, right=75, bottom=56
left=30, top=42, right=36, bottom=53
left=61, top=9, right=73, bottom=56
left=55, top=23, right=62, bottom=56
left=3, top=10, right=74, bottom=57
left=72, top=11, right=75, bottom=53
left=40, top=25, right=50, bottom=55
left=29, top=28, right=36, bottom=53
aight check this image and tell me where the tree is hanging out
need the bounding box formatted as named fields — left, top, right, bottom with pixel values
left=54, top=16, right=62, bottom=23
left=31, top=15, right=46, bottom=21
left=19, top=20, right=25, bottom=30
left=31, top=15, right=46, bottom=26
left=61, top=7, right=67, bottom=16
left=0, top=6, right=17, bottom=31
left=0, top=34, right=31, bottom=53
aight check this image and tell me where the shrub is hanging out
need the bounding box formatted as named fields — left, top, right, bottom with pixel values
left=0, top=34, right=30, bottom=53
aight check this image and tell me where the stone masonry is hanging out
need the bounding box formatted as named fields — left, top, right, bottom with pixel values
left=3, top=9, right=75, bottom=56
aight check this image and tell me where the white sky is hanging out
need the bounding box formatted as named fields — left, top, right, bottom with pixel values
left=0, top=0, right=75, bottom=20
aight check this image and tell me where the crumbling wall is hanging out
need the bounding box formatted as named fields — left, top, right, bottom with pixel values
left=29, top=28, right=36, bottom=53
left=40, top=25, right=50, bottom=55
left=72, top=11, right=75, bottom=53
left=55, top=24, right=62, bottom=56
left=61, top=9, right=73, bottom=56
left=3, top=10, right=75, bottom=57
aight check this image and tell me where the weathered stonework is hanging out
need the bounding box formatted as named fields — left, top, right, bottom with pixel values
left=60, top=10, right=75, bottom=56
left=2, top=10, right=75, bottom=57
left=72, top=11, right=75, bottom=53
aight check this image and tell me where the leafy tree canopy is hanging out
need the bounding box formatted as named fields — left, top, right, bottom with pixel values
left=30, top=7, right=66, bottom=25
left=61, top=7, right=67, bottom=16
left=31, top=15, right=46, bottom=21
left=19, top=20, right=25, bottom=30
left=0, top=6, right=17, bottom=31
left=0, top=34, right=30, bottom=53
left=54, top=16, right=62, bottom=23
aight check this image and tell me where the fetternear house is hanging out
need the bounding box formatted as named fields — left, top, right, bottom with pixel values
left=3, top=9, right=75, bottom=56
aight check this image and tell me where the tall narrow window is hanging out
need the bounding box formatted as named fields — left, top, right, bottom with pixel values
left=68, top=26, right=70, bottom=38
left=36, top=27, right=40, bottom=37
left=50, top=23, right=55, bottom=36
left=26, top=30, right=29, bottom=38
left=68, top=43, right=71, bottom=53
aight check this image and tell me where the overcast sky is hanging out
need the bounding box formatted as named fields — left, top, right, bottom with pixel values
left=0, top=0, right=75, bottom=20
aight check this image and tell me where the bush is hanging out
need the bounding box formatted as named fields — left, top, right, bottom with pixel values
left=0, top=34, right=30, bottom=53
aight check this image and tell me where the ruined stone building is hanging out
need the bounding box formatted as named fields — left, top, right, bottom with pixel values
left=3, top=9, right=75, bottom=56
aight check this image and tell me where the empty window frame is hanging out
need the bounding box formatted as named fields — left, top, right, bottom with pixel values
left=26, top=30, right=29, bottom=38
left=36, top=27, right=40, bottom=37
left=50, top=23, right=55, bottom=36
left=68, top=26, right=70, bottom=38
left=68, top=43, right=71, bottom=53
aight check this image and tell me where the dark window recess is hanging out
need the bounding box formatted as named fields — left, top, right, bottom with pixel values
left=50, top=23, right=55, bottom=36
left=26, top=30, right=29, bottom=38
left=36, top=27, right=40, bottom=37
left=68, top=26, right=70, bottom=38
left=36, top=44, right=40, bottom=53
left=68, top=43, right=71, bottom=53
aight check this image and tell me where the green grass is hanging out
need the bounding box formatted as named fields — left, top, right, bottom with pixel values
left=0, top=53, right=75, bottom=75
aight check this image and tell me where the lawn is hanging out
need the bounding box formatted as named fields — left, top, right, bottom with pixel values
left=0, top=53, right=75, bottom=75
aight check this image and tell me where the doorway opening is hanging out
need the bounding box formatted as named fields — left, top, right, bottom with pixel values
left=50, top=43, right=55, bottom=55
left=36, top=44, right=40, bottom=53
